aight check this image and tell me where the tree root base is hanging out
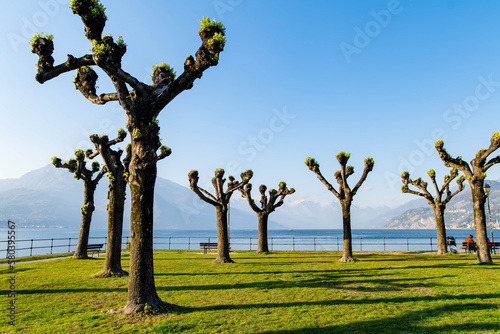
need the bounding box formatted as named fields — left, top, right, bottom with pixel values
left=122, top=299, right=177, bottom=315
left=91, top=269, right=129, bottom=279
left=72, top=254, right=89, bottom=260
left=213, top=257, right=234, bottom=263
left=255, top=250, right=270, bottom=255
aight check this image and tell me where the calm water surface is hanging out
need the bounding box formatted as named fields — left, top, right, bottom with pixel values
left=1, top=227, right=484, bottom=258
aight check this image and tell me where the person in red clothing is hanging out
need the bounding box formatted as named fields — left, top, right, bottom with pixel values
left=465, top=234, right=474, bottom=243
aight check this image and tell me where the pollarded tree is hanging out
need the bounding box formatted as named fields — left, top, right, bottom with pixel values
left=401, top=169, right=466, bottom=255
left=189, top=169, right=253, bottom=263
left=240, top=182, right=295, bottom=254
left=31, top=0, right=226, bottom=313
left=305, top=152, right=374, bottom=262
left=435, top=133, right=500, bottom=263
left=52, top=149, right=106, bottom=259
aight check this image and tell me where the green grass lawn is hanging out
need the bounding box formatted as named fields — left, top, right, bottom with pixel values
left=1, top=251, right=500, bottom=333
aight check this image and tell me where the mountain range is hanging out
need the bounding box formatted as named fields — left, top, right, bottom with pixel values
left=1, top=165, right=498, bottom=230
left=0, top=165, right=394, bottom=230
left=386, top=180, right=500, bottom=229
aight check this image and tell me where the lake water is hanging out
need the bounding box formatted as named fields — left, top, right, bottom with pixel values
left=1, top=227, right=485, bottom=258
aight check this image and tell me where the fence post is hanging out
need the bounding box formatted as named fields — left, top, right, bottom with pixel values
left=249, top=237, right=252, bottom=251
left=383, top=237, right=386, bottom=251
left=360, top=237, right=362, bottom=251
left=169, top=237, right=171, bottom=250
left=188, top=237, right=190, bottom=250
left=314, top=237, right=316, bottom=251
left=406, top=237, right=409, bottom=251
left=30, top=239, right=33, bottom=256
left=50, top=238, right=54, bottom=254
left=337, top=237, right=339, bottom=251
left=271, top=237, right=273, bottom=251
left=68, top=238, right=71, bottom=252
left=293, top=237, right=295, bottom=251
left=430, top=237, right=433, bottom=251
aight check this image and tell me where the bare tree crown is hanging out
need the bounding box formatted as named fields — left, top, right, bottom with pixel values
left=240, top=181, right=295, bottom=214
left=305, top=152, right=374, bottom=201
left=189, top=169, right=253, bottom=207
left=401, top=168, right=465, bottom=206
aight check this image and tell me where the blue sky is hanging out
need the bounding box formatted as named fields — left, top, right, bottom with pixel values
left=2, top=0, right=500, bottom=209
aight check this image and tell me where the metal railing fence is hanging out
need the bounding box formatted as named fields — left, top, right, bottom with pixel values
left=2, top=235, right=443, bottom=259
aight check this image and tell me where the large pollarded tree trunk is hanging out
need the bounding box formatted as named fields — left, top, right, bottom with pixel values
left=436, top=134, right=500, bottom=263
left=189, top=169, right=253, bottom=263
left=32, top=0, right=226, bottom=313
left=257, top=213, right=269, bottom=253
left=434, top=207, right=447, bottom=255
left=305, top=152, right=374, bottom=262
left=125, top=125, right=171, bottom=311
left=127, top=148, right=161, bottom=311
left=74, top=180, right=96, bottom=259
left=401, top=168, right=465, bottom=255
left=52, top=150, right=106, bottom=259
left=103, top=173, right=126, bottom=274
left=471, top=183, right=491, bottom=263
left=240, top=182, right=295, bottom=254
left=341, top=201, right=353, bottom=261
left=215, top=206, right=231, bottom=263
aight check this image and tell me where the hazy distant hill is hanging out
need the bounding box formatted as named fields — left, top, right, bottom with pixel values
left=385, top=180, right=500, bottom=229
left=0, top=165, right=399, bottom=230
left=6, top=165, right=494, bottom=230
left=0, top=165, right=283, bottom=230
left=263, top=199, right=393, bottom=229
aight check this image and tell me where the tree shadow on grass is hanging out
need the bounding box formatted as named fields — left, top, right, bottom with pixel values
left=156, top=270, right=395, bottom=277
left=16, top=287, right=128, bottom=295
left=15, top=271, right=437, bottom=295
left=0, top=267, right=32, bottom=274
left=154, top=274, right=440, bottom=293
left=178, top=293, right=500, bottom=313
left=253, top=302, right=500, bottom=334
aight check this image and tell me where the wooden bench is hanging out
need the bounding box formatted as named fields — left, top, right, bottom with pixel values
left=87, top=244, right=104, bottom=257
left=200, top=242, right=230, bottom=254
left=462, top=242, right=476, bottom=254
left=462, top=242, right=499, bottom=254
left=200, top=242, right=217, bottom=254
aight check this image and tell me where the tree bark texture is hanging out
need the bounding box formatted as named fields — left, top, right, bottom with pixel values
left=341, top=201, right=354, bottom=262
left=124, top=135, right=163, bottom=313
left=99, top=178, right=127, bottom=276
left=73, top=181, right=96, bottom=259
left=257, top=213, right=270, bottom=254
left=471, top=186, right=492, bottom=263
left=433, top=207, right=447, bottom=255
left=215, top=205, right=233, bottom=263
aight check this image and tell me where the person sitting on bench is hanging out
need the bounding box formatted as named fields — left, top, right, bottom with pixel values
left=465, top=234, right=474, bottom=243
